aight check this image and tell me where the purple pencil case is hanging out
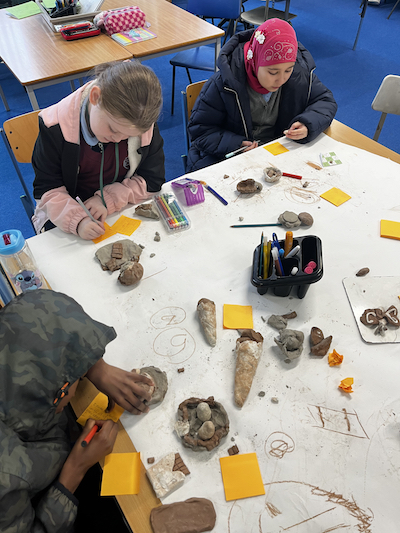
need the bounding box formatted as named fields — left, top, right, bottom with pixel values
left=171, top=178, right=205, bottom=206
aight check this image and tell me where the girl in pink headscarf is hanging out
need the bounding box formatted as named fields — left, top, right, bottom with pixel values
left=187, top=19, right=337, bottom=172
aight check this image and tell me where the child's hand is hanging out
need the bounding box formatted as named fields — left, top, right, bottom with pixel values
left=241, top=140, right=259, bottom=152
left=58, top=419, right=118, bottom=494
left=284, top=122, right=308, bottom=140
left=77, top=218, right=105, bottom=240
left=84, top=196, right=108, bottom=222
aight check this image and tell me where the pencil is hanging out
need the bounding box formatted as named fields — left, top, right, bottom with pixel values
left=81, top=424, right=99, bottom=447
left=230, top=223, right=283, bottom=228
left=75, top=196, right=102, bottom=226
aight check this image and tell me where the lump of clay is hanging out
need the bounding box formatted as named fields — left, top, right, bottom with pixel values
left=356, top=267, right=370, bottom=277
left=118, top=261, right=143, bottom=286
left=267, top=311, right=297, bottom=331
left=298, top=212, right=314, bottom=227
left=198, top=421, right=215, bottom=440
left=263, top=166, right=282, bottom=183
left=274, top=329, right=304, bottom=361
left=278, top=211, right=301, bottom=229
left=150, top=497, right=216, bottom=533
left=96, top=239, right=142, bottom=271
left=234, top=330, right=264, bottom=408
left=175, top=396, right=229, bottom=452
left=197, top=298, right=217, bottom=347
left=146, top=452, right=186, bottom=498
left=310, top=327, right=332, bottom=356
left=135, top=366, right=168, bottom=406
left=197, top=402, right=212, bottom=422
left=135, top=202, right=159, bottom=219
left=236, top=179, right=263, bottom=194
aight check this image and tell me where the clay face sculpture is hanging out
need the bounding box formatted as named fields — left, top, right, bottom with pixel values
left=310, top=327, right=332, bottom=356
left=133, top=366, right=168, bottom=406
left=274, top=329, right=304, bottom=361
left=150, top=498, right=216, bottom=533
left=175, top=396, right=229, bottom=452
left=234, top=330, right=264, bottom=408
left=135, top=203, right=160, bottom=219
left=197, top=298, right=217, bottom=347
left=236, top=179, right=263, bottom=194
left=263, top=166, right=282, bottom=183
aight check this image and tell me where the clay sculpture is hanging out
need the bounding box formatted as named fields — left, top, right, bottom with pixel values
left=360, top=306, right=400, bottom=336
left=95, top=239, right=142, bottom=271
left=118, top=261, right=143, bottom=286
left=278, top=211, right=314, bottom=229
left=263, top=166, right=282, bottom=183
left=234, top=330, right=264, bottom=408
left=135, top=203, right=160, bottom=219
left=310, top=326, right=332, bottom=356
left=133, top=366, right=168, bottom=406
left=146, top=452, right=186, bottom=499
left=274, top=329, right=304, bottom=361
left=175, top=396, right=229, bottom=452
left=197, top=298, right=217, bottom=347
left=236, top=179, right=263, bottom=194
left=267, top=311, right=297, bottom=330
left=150, top=498, right=216, bottom=533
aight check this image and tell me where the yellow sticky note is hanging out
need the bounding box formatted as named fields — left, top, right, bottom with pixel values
left=220, top=453, right=265, bottom=501
left=320, top=187, right=351, bottom=207
left=101, top=452, right=141, bottom=496
left=76, top=392, right=124, bottom=426
left=263, top=141, right=289, bottom=156
left=92, top=222, right=115, bottom=244
left=381, top=219, right=400, bottom=240
left=223, top=304, right=253, bottom=329
left=110, top=216, right=141, bottom=236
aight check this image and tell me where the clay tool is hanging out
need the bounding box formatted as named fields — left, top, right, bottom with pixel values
left=263, top=240, right=271, bottom=279
left=282, top=172, right=302, bottom=180
left=258, top=232, right=264, bottom=277
left=76, top=196, right=103, bottom=227
left=284, top=231, right=293, bottom=257
left=285, top=245, right=300, bottom=258
left=81, top=424, right=99, bottom=447
left=199, top=181, right=228, bottom=206
left=230, top=223, right=283, bottom=228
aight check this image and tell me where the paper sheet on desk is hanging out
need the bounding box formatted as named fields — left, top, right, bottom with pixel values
left=76, top=392, right=124, bottom=425
left=92, top=216, right=141, bottom=243
left=101, top=452, right=141, bottom=496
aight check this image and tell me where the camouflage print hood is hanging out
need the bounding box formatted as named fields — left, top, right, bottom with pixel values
left=0, top=290, right=116, bottom=442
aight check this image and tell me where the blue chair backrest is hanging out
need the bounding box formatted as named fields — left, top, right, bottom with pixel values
left=187, top=0, right=242, bottom=20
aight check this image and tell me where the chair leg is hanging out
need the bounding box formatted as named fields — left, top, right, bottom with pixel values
left=373, top=112, right=387, bottom=141
left=171, top=65, right=176, bottom=115
left=185, top=68, right=193, bottom=84
left=0, top=83, right=10, bottom=112
left=387, top=0, right=400, bottom=19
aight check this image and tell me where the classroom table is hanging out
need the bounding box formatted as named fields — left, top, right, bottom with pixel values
left=28, top=121, right=400, bottom=533
left=0, top=0, right=224, bottom=110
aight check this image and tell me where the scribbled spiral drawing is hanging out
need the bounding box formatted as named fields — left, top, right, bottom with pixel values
left=150, top=307, right=186, bottom=329
left=264, top=432, right=295, bottom=459
left=284, top=185, right=320, bottom=204
left=153, top=327, right=196, bottom=364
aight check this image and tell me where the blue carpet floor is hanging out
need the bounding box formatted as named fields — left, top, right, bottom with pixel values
left=1, top=0, right=399, bottom=238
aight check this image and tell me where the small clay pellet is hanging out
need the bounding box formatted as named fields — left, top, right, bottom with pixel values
left=228, top=445, right=239, bottom=456
left=177, top=368, right=185, bottom=373
left=147, top=457, right=155, bottom=464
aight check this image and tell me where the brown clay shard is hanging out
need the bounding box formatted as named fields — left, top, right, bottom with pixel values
left=172, top=453, right=190, bottom=476
left=150, top=498, right=216, bottom=533
left=197, top=298, right=217, bottom=347
left=310, top=327, right=324, bottom=346
left=310, top=327, right=332, bottom=356
left=135, top=203, right=159, bottom=219
left=118, top=261, right=143, bottom=286
left=111, top=242, right=123, bottom=259
left=234, top=330, right=264, bottom=408
left=237, top=179, right=263, bottom=194
left=228, top=445, right=239, bottom=455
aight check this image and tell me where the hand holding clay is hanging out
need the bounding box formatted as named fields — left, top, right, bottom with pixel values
left=86, top=358, right=154, bottom=415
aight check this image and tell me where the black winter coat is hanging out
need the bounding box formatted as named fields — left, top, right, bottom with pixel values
left=187, top=30, right=337, bottom=172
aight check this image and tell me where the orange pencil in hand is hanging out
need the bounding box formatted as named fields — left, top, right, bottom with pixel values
left=81, top=424, right=99, bottom=448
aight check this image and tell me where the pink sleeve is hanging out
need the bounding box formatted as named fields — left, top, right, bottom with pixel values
left=33, top=186, right=88, bottom=235
left=94, top=175, right=156, bottom=215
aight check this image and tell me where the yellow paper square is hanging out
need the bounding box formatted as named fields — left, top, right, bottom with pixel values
left=111, top=216, right=141, bottom=236
left=101, top=452, right=141, bottom=496
left=76, top=392, right=124, bottom=426
left=320, top=187, right=351, bottom=207
left=381, top=219, right=400, bottom=240
left=220, top=453, right=265, bottom=501
left=92, top=222, right=115, bottom=244
left=223, top=304, right=253, bottom=329
left=263, top=142, right=289, bottom=156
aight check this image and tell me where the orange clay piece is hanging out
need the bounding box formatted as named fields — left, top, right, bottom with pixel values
left=328, top=349, right=343, bottom=366
left=339, top=377, right=353, bottom=393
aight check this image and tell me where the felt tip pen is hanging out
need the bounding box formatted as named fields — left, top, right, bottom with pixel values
left=284, top=231, right=293, bottom=257
left=76, top=197, right=103, bottom=227
left=225, top=140, right=260, bottom=159
left=199, top=181, right=228, bottom=206
left=271, top=247, right=283, bottom=277
left=285, top=245, right=300, bottom=258
left=81, top=424, right=99, bottom=447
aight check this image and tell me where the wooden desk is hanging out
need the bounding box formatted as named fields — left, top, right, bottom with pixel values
left=0, top=10, right=132, bottom=110
left=29, top=123, right=400, bottom=533
left=102, top=0, right=225, bottom=61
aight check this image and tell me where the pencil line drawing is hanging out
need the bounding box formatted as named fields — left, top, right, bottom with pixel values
left=150, top=307, right=186, bottom=329
left=152, top=327, right=196, bottom=364
left=285, top=186, right=320, bottom=204
left=282, top=506, right=336, bottom=530
left=308, top=405, right=369, bottom=439
left=142, top=266, right=168, bottom=282
left=322, top=524, right=351, bottom=532
left=265, top=502, right=282, bottom=518
left=264, top=432, right=295, bottom=459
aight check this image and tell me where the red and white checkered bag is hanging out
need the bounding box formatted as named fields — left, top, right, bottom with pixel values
left=95, top=6, right=146, bottom=35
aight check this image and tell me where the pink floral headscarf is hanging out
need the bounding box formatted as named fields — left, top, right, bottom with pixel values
left=244, top=18, right=298, bottom=94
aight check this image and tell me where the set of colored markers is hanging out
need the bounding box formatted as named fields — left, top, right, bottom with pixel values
left=153, top=193, right=191, bottom=233
left=258, top=231, right=299, bottom=278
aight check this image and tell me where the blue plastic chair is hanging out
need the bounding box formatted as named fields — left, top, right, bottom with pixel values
left=170, top=0, right=242, bottom=114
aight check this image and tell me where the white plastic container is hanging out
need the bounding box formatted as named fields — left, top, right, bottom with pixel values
left=0, top=230, right=50, bottom=295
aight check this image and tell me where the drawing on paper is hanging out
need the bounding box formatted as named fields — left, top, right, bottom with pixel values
left=264, top=432, right=295, bottom=459
left=308, top=405, right=369, bottom=439
left=227, top=481, right=373, bottom=532
left=150, top=307, right=186, bottom=329
left=153, top=327, right=196, bottom=364
left=284, top=185, right=320, bottom=204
